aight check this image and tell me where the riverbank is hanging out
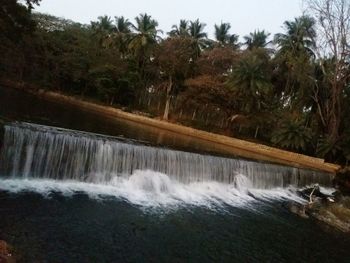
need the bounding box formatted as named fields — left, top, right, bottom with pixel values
left=0, top=80, right=340, bottom=174
left=288, top=185, right=350, bottom=233
left=311, top=197, right=350, bottom=233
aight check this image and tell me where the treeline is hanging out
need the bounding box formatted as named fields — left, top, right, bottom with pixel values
left=1, top=0, right=349, bottom=164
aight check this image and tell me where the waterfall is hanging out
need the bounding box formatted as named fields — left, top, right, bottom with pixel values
left=0, top=122, right=331, bottom=189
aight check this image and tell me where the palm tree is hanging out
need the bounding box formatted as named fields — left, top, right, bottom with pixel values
left=115, top=16, right=132, bottom=34
left=214, top=22, right=239, bottom=48
left=91, top=15, right=115, bottom=33
left=128, top=13, right=161, bottom=56
left=128, top=13, right=162, bottom=78
left=215, top=22, right=231, bottom=43
left=244, top=30, right=270, bottom=50
left=114, top=16, right=132, bottom=56
left=271, top=118, right=313, bottom=152
left=90, top=16, right=116, bottom=47
left=228, top=50, right=272, bottom=113
left=189, top=19, right=207, bottom=40
left=189, top=19, right=208, bottom=58
left=168, top=19, right=190, bottom=37
left=274, top=15, right=316, bottom=58
left=273, top=16, right=317, bottom=110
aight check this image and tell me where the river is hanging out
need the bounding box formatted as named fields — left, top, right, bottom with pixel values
left=0, top=86, right=349, bottom=262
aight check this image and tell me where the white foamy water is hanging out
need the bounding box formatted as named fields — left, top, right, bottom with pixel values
left=0, top=170, right=306, bottom=209
left=0, top=122, right=333, bottom=209
left=0, top=122, right=332, bottom=189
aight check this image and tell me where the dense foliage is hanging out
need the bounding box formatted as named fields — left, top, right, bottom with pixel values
left=1, top=0, right=349, bottom=164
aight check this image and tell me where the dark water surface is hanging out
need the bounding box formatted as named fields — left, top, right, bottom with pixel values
left=0, top=86, right=242, bottom=158
left=1, top=191, right=350, bottom=263
left=1, top=86, right=350, bottom=262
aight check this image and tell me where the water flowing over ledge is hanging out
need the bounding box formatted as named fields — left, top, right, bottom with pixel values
left=0, top=122, right=333, bottom=207
left=0, top=122, right=331, bottom=186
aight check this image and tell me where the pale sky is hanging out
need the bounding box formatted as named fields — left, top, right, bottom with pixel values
left=35, top=0, right=304, bottom=39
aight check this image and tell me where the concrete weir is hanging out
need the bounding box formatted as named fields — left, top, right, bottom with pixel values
left=0, top=82, right=341, bottom=174
left=0, top=122, right=333, bottom=188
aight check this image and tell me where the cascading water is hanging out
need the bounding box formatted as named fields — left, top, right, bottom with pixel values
left=0, top=122, right=332, bottom=207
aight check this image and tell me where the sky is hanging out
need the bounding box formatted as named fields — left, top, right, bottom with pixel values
left=35, top=0, right=304, bottom=39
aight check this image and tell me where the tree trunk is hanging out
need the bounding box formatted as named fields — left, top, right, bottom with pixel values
left=220, top=118, right=224, bottom=128
left=163, top=75, right=173, bottom=120
left=327, top=84, right=341, bottom=145
left=192, top=109, right=197, bottom=121
left=254, top=126, right=260, bottom=139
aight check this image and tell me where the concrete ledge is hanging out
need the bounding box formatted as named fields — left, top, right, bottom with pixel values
left=40, top=90, right=340, bottom=174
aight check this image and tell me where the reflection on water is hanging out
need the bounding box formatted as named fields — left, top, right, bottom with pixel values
left=1, top=190, right=350, bottom=263
left=0, top=86, right=240, bottom=158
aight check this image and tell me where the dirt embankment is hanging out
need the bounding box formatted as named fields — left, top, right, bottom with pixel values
left=0, top=81, right=341, bottom=174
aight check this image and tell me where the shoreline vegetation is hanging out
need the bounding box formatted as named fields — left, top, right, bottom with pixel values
left=0, top=80, right=340, bottom=174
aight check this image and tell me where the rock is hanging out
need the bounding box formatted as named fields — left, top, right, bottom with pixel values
left=285, top=202, right=309, bottom=219
left=333, top=190, right=345, bottom=202
left=307, top=195, right=350, bottom=233
left=286, top=183, right=350, bottom=232
left=310, top=203, right=350, bottom=233
left=0, top=240, right=15, bottom=263
left=300, top=185, right=330, bottom=201
left=334, top=168, right=350, bottom=196
left=0, top=241, right=10, bottom=256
